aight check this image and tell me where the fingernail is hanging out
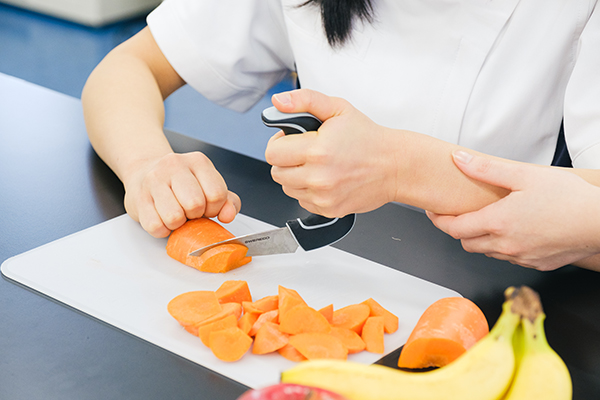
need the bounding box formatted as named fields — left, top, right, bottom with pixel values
left=274, top=92, right=292, bottom=106
left=452, top=150, right=473, bottom=164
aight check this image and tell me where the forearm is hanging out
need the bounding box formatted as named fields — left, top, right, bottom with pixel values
left=387, top=128, right=600, bottom=216
left=81, top=27, right=184, bottom=187
left=386, top=129, right=509, bottom=215
left=82, top=55, right=170, bottom=185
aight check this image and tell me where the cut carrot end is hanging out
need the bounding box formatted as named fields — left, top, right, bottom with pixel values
left=209, top=327, right=253, bottom=362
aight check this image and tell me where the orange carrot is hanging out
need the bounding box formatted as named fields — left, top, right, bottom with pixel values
left=209, top=327, right=253, bottom=362
left=186, top=302, right=243, bottom=336
left=329, top=326, right=366, bottom=354
left=397, top=297, right=489, bottom=369
left=331, top=303, right=371, bottom=334
left=279, top=304, right=331, bottom=335
left=167, top=291, right=222, bottom=329
left=166, top=218, right=251, bottom=273
left=278, top=286, right=307, bottom=319
left=252, top=322, right=289, bottom=355
left=362, top=298, right=399, bottom=334
left=243, top=295, right=279, bottom=314
left=361, top=316, right=385, bottom=354
left=198, top=314, right=238, bottom=347
left=278, top=343, right=308, bottom=362
left=248, top=309, right=279, bottom=337
left=318, top=304, right=334, bottom=324
left=215, top=280, right=252, bottom=304
left=288, top=333, right=348, bottom=360
left=238, top=311, right=260, bottom=335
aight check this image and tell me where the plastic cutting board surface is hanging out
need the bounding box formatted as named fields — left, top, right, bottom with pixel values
left=1, top=213, right=460, bottom=388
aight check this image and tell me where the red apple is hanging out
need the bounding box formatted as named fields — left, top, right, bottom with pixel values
left=236, top=383, right=349, bottom=400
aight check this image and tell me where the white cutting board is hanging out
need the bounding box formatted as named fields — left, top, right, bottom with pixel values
left=1, top=213, right=460, bottom=389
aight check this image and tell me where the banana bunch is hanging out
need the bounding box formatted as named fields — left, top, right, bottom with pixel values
left=281, top=286, right=572, bottom=400
left=502, top=287, right=572, bottom=400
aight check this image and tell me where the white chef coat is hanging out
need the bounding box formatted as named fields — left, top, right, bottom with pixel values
left=147, top=0, right=600, bottom=168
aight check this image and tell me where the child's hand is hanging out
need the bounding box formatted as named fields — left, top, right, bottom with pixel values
left=123, top=152, right=241, bottom=238
left=265, top=89, right=397, bottom=218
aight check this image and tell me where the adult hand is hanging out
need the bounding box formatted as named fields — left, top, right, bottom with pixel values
left=264, top=89, right=398, bottom=217
left=427, top=151, right=600, bottom=271
left=123, top=152, right=241, bottom=238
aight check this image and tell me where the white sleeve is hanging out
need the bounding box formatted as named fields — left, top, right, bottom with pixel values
left=147, top=0, right=295, bottom=112
left=564, top=2, right=600, bottom=168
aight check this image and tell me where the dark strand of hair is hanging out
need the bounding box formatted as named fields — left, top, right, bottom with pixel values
left=300, top=0, right=374, bottom=47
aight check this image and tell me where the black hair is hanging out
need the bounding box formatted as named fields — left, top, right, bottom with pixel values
left=301, top=0, right=375, bottom=47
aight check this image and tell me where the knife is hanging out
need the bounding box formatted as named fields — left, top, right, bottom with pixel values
left=188, top=213, right=356, bottom=257
left=188, top=107, right=356, bottom=257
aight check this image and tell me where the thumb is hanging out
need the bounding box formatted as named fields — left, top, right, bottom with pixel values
left=452, top=150, right=528, bottom=191
left=272, top=88, right=348, bottom=123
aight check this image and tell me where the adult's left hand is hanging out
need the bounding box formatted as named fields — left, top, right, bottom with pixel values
left=427, top=151, right=600, bottom=271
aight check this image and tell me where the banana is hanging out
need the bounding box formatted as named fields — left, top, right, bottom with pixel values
left=281, top=289, right=522, bottom=400
left=502, top=287, right=572, bottom=400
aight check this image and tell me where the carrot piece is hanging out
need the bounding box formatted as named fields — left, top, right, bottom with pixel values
left=329, top=326, right=366, bottom=354
left=252, top=322, right=290, bottom=355
left=199, top=302, right=243, bottom=325
left=288, top=333, right=348, bottom=360
left=243, top=295, right=279, bottom=314
left=186, top=302, right=242, bottom=336
left=167, top=291, right=222, bottom=329
left=238, top=311, right=260, bottom=335
left=331, top=303, right=371, bottom=334
left=209, top=327, right=253, bottom=362
left=278, top=343, right=308, bottom=362
left=397, top=297, right=489, bottom=369
left=279, top=304, right=332, bottom=335
left=318, top=304, right=334, bottom=324
left=248, top=309, right=279, bottom=337
left=278, top=286, right=307, bottom=319
left=215, top=280, right=252, bottom=304
left=361, top=316, right=385, bottom=354
left=198, top=314, right=238, bottom=347
left=362, top=298, right=399, bottom=334
left=166, top=218, right=252, bottom=273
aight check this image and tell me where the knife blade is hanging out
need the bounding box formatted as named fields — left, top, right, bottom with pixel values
left=188, top=213, right=356, bottom=257
left=189, top=107, right=356, bottom=258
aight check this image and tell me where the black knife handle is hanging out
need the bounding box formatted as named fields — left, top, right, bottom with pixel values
left=261, top=105, right=356, bottom=251
left=261, top=106, right=322, bottom=135
left=286, top=214, right=356, bottom=251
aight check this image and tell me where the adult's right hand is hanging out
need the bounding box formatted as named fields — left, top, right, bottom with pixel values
left=123, top=152, right=241, bottom=238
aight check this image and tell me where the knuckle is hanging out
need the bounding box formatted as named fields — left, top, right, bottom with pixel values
left=181, top=197, right=206, bottom=214
left=161, top=210, right=186, bottom=228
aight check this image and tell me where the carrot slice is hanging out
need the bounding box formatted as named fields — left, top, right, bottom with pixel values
left=397, top=297, right=489, bottom=369
left=288, top=333, right=348, bottom=360
left=278, top=286, right=307, bottom=319
left=166, top=218, right=251, bottom=273
left=252, top=322, right=289, bottom=355
left=248, top=309, right=279, bottom=337
left=238, top=311, right=260, bottom=335
left=209, top=327, right=253, bottom=362
left=278, top=343, right=308, bottom=362
left=198, top=314, right=238, bottom=347
left=331, top=303, right=371, bottom=334
left=279, top=304, right=331, bottom=335
left=329, top=326, right=366, bottom=354
left=361, top=316, right=385, bottom=354
left=243, top=295, right=279, bottom=314
left=167, top=291, right=222, bottom=328
left=362, top=298, right=399, bottom=334
left=215, top=280, right=252, bottom=304
left=186, top=302, right=243, bottom=336
left=318, top=304, right=334, bottom=324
